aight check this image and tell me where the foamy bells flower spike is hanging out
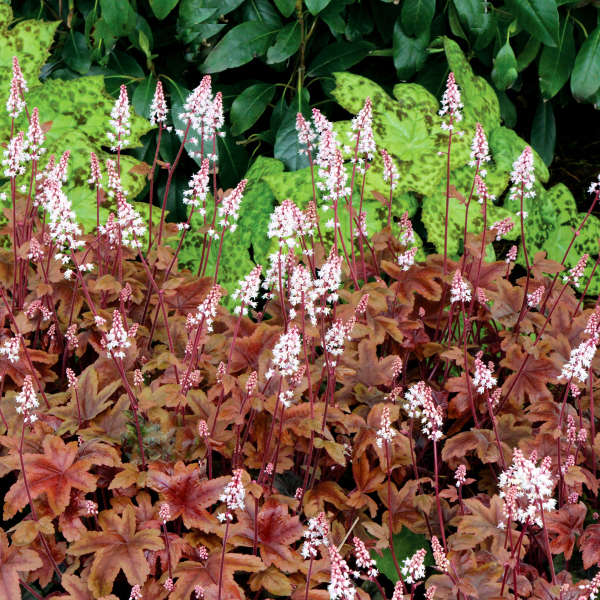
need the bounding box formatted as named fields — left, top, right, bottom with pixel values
left=266, top=326, right=302, bottom=379
left=474, top=174, right=494, bottom=204
left=328, top=545, right=356, bottom=600
left=509, top=145, right=536, bottom=202
left=351, top=97, right=376, bottom=161
left=403, top=381, right=444, bottom=441
left=439, top=72, right=463, bottom=132
left=232, top=264, right=262, bottom=315
left=401, top=548, right=427, bottom=585
left=431, top=536, right=449, bottom=573
left=0, top=336, right=20, bottom=364
left=101, top=310, right=137, bottom=359
left=498, top=449, right=556, bottom=528
left=490, top=217, right=514, bottom=241
left=27, top=108, right=45, bottom=161
left=183, top=158, right=210, bottom=211
left=352, top=537, right=378, bottom=579
left=218, top=468, right=246, bottom=522
left=116, top=191, right=146, bottom=249
left=472, top=352, right=497, bottom=394
left=150, top=80, right=168, bottom=126
left=455, top=464, right=467, bottom=487
left=186, top=285, right=222, bottom=337
left=398, top=247, right=418, bottom=271
left=314, top=248, right=343, bottom=307
left=469, top=123, right=490, bottom=171
left=381, top=149, right=399, bottom=190
left=376, top=405, right=397, bottom=448
left=506, top=245, right=517, bottom=264
left=180, top=75, right=213, bottom=132
left=288, top=264, right=318, bottom=325
left=129, top=585, right=143, bottom=600
left=268, top=199, right=313, bottom=248
left=107, top=84, right=131, bottom=151
left=218, top=179, right=247, bottom=230
left=324, top=318, right=355, bottom=366
left=588, top=173, right=600, bottom=195
left=15, top=375, right=39, bottom=425
left=579, top=569, right=600, bottom=600
left=88, top=152, right=102, bottom=187
left=6, top=56, right=27, bottom=118
left=392, top=581, right=404, bottom=600
left=3, top=131, right=27, bottom=177
left=450, top=269, right=471, bottom=304
left=560, top=310, right=600, bottom=383
left=296, top=112, right=317, bottom=154
left=527, top=285, right=545, bottom=308
left=324, top=148, right=351, bottom=206
left=564, top=254, right=589, bottom=288
left=301, top=512, right=330, bottom=559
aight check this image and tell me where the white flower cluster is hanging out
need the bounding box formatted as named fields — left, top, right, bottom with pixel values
left=217, top=468, right=246, bottom=522
left=301, top=512, right=330, bottom=559
left=560, top=310, right=600, bottom=383
left=401, top=548, right=426, bottom=585
left=403, top=381, right=443, bottom=441
left=266, top=326, right=302, bottom=379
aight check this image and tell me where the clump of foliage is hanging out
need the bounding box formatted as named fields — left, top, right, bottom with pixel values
left=3, top=35, right=600, bottom=600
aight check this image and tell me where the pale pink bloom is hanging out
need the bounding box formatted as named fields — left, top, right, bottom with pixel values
left=391, top=581, right=404, bottom=600
left=352, top=97, right=376, bottom=160
left=324, top=318, right=355, bottom=365
left=66, top=324, right=78, bottom=350
left=205, top=91, right=224, bottom=138
left=107, top=84, right=131, bottom=151
left=296, top=113, right=316, bottom=153
left=477, top=288, right=489, bottom=304
left=314, top=248, right=342, bottom=306
left=216, top=361, right=226, bottom=385
left=181, top=75, right=212, bottom=132
left=376, top=405, right=397, bottom=448
left=474, top=174, right=494, bottom=203
left=134, top=369, right=144, bottom=387
left=431, top=536, right=449, bottom=572
left=129, top=584, right=143, bottom=600
left=312, top=107, right=333, bottom=133
left=101, top=310, right=137, bottom=359
left=527, top=285, right=545, bottom=308
left=399, top=211, right=415, bottom=245
left=490, top=388, right=502, bottom=408
left=268, top=199, right=312, bottom=246
left=26, top=108, right=45, bottom=160
left=401, top=548, right=427, bottom=584
left=328, top=545, right=356, bottom=600
left=301, top=512, right=330, bottom=559
left=0, top=336, right=20, bottom=364
left=472, top=352, right=497, bottom=394
left=560, top=311, right=600, bottom=383
left=450, top=269, right=471, bottom=304
left=218, top=179, right=247, bottom=228
left=232, top=265, right=262, bottom=315
left=381, top=149, right=399, bottom=190
left=470, top=123, right=490, bottom=169
left=356, top=294, right=369, bottom=315
left=2, top=131, right=27, bottom=177
left=6, top=57, right=27, bottom=118
left=391, top=356, right=403, bottom=379
left=197, top=546, right=209, bottom=560
left=198, top=420, right=209, bottom=438
left=579, top=570, right=600, bottom=600
left=25, top=300, right=52, bottom=322
left=295, top=487, right=303, bottom=500
left=28, top=238, right=44, bottom=262
left=88, top=152, right=102, bottom=187
left=116, top=191, right=146, bottom=249
left=288, top=264, right=317, bottom=325
left=15, top=375, right=38, bottom=424
left=506, top=245, right=517, bottom=264
left=105, top=158, right=123, bottom=197
left=425, top=587, right=437, bottom=600
left=194, top=585, right=205, bottom=599
left=159, top=503, right=171, bottom=523
left=246, top=371, right=257, bottom=396
left=439, top=72, right=463, bottom=131
left=509, top=146, right=535, bottom=201
left=150, top=80, right=168, bottom=125
left=187, top=285, right=222, bottom=333
left=403, top=381, right=443, bottom=441
left=324, top=148, right=351, bottom=204
left=564, top=254, right=589, bottom=288
left=218, top=468, right=246, bottom=522
left=398, top=247, right=418, bottom=271
left=163, top=577, right=174, bottom=592
left=352, top=536, right=378, bottom=578
left=267, top=326, right=302, bottom=378
left=455, top=464, right=467, bottom=487
left=66, top=368, right=78, bottom=389
left=85, top=500, right=98, bottom=516
left=588, top=174, right=600, bottom=196
left=490, top=216, right=514, bottom=241
left=183, top=158, right=210, bottom=210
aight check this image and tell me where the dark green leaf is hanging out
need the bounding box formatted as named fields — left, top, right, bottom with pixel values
left=132, top=75, right=158, bottom=119
left=570, top=25, right=600, bottom=101
left=149, top=0, right=179, bottom=19
left=516, top=36, right=540, bottom=71
left=201, top=22, right=278, bottom=73
left=452, top=0, right=495, bottom=48
left=305, top=0, right=332, bottom=15
left=230, top=83, right=275, bottom=136
left=531, top=100, right=555, bottom=166
left=243, top=0, right=283, bottom=27
left=99, top=0, right=137, bottom=37
left=392, top=19, right=429, bottom=80
left=504, top=0, right=559, bottom=47
left=274, top=90, right=310, bottom=171
left=491, top=41, right=518, bottom=90
left=62, top=31, right=91, bottom=75
left=496, top=90, right=517, bottom=128
left=267, top=21, right=301, bottom=64
left=539, top=18, right=575, bottom=99
left=308, top=40, right=374, bottom=76
left=321, top=0, right=348, bottom=35
left=374, top=528, right=432, bottom=584
left=274, top=0, right=296, bottom=17
left=217, top=127, right=249, bottom=189
left=400, top=0, right=435, bottom=37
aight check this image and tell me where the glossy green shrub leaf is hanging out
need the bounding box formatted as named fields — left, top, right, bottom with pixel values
left=132, top=75, right=158, bottom=119
left=201, top=22, right=278, bottom=73
left=305, top=0, right=332, bottom=15
left=274, top=0, right=296, bottom=18
left=392, top=19, right=429, bottom=80
left=99, top=0, right=137, bottom=37
left=230, top=83, right=275, bottom=136
left=491, top=41, right=518, bottom=90
left=570, top=26, right=600, bottom=101
left=530, top=100, right=555, bottom=166
left=451, top=0, right=495, bottom=50
left=149, top=0, right=179, bottom=20
left=400, top=0, right=435, bottom=37
left=274, top=90, right=310, bottom=171
left=62, top=31, right=92, bottom=75
left=504, top=0, right=559, bottom=47
left=538, top=18, right=575, bottom=99
left=308, top=41, right=374, bottom=76
left=516, top=36, right=540, bottom=72
left=267, top=21, right=301, bottom=64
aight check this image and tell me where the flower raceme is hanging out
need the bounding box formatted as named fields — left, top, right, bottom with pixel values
left=403, top=381, right=444, bottom=441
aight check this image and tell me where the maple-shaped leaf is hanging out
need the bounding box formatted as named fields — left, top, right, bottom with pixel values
left=348, top=454, right=385, bottom=517
left=232, top=498, right=304, bottom=571
left=340, top=339, right=398, bottom=388
left=67, top=505, right=164, bottom=597
left=172, top=553, right=264, bottom=600
left=4, top=435, right=97, bottom=519
left=580, top=523, right=600, bottom=569
left=487, top=278, right=523, bottom=328
left=53, top=573, right=119, bottom=599
left=546, top=503, right=586, bottom=560
left=229, top=322, right=281, bottom=373
left=500, top=344, right=559, bottom=405
left=381, top=260, right=443, bottom=307
left=377, top=479, right=426, bottom=535
left=163, top=277, right=215, bottom=313
left=0, top=529, right=42, bottom=600
left=147, top=461, right=228, bottom=530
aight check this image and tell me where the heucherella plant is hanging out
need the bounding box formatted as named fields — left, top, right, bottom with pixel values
left=3, top=50, right=600, bottom=600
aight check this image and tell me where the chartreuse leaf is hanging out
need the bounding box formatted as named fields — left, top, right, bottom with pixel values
left=570, top=25, right=600, bottom=101
left=504, top=0, right=559, bottom=47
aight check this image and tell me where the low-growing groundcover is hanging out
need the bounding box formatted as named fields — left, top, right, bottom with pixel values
left=4, top=22, right=600, bottom=600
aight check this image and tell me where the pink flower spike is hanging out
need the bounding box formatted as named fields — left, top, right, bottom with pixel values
left=150, top=80, right=167, bottom=125
left=450, top=269, right=471, bottom=304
